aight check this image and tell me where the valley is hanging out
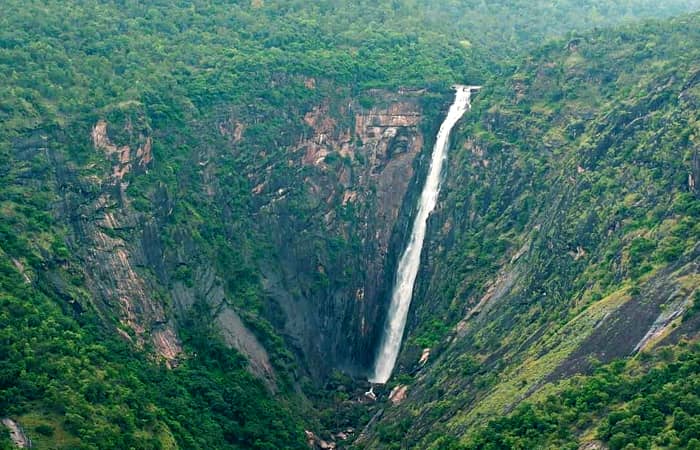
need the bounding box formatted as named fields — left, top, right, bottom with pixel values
left=0, top=1, right=699, bottom=449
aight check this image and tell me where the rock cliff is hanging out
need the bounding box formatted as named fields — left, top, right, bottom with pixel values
left=37, top=88, right=444, bottom=384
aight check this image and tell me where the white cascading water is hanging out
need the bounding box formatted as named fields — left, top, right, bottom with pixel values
left=370, top=85, right=477, bottom=384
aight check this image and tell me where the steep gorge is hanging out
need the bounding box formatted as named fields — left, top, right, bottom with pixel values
left=2, top=2, right=700, bottom=449
left=1, top=77, right=453, bottom=447
left=36, top=86, right=453, bottom=385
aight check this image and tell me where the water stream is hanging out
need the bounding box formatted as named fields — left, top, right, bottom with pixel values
left=369, top=85, right=477, bottom=384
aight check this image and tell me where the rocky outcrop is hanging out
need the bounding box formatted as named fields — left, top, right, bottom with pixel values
left=389, top=384, right=408, bottom=405
left=218, top=308, right=275, bottom=383
left=248, top=90, right=436, bottom=377
left=166, top=258, right=277, bottom=384
left=2, top=418, right=31, bottom=448
left=56, top=117, right=182, bottom=365
left=92, top=119, right=152, bottom=202
left=356, top=101, right=424, bottom=257
left=38, top=88, right=439, bottom=385
left=305, top=430, right=336, bottom=449
left=578, top=441, right=608, bottom=450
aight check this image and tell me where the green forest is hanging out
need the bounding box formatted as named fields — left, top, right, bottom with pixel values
left=1, top=0, right=699, bottom=449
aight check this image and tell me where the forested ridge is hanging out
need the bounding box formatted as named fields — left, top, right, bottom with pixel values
left=1, top=1, right=699, bottom=449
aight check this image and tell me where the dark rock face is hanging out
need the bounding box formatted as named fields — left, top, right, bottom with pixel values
left=55, top=115, right=182, bottom=364
left=31, top=88, right=443, bottom=383
left=248, top=92, right=437, bottom=377
left=548, top=243, right=700, bottom=381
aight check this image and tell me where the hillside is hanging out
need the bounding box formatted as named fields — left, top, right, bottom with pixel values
left=362, top=13, right=700, bottom=449
left=0, top=1, right=699, bottom=449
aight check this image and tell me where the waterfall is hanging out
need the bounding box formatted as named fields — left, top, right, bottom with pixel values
left=369, top=85, right=477, bottom=384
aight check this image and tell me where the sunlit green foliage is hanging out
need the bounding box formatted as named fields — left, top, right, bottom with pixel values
left=461, top=344, right=700, bottom=449
left=1, top=0, right=700, bottom=448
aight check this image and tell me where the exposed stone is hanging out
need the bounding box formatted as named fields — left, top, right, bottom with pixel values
left=219, top=119, right=245, bottom=144
left=152, top=327, right=182, bottom=367
left=335, top=432, right=348, bottom=440
left=83, top=120, right=182, bottom=364
left=217, top=308, right=276, bottom=387
left=11, top=259, right=31, bottom=284
left=92, top=120, right=152, bottom=182
left=252, top=182, right=266, bottom=195
left=364, top=386, right=377, bottom=401
left=455, top=268, right=519, bottom=336
left=389, top=384, right=408, bottom=405
left=256, top=91, right=428, bottom=377
left=419, top=348, right=430, bottom=365
left=304, top=77, right=316, bottom=89
left=303, top=143, right=330, bottom=166
left=299, top=104, right=341, bottom=166
left=305, top=430, right=336, bottom=450
left=2, top=418, right=31, bottom=448
left=136, top=137, right=153, bottom=167
left=342, top=190, right=357, bottom=205
left=568, top=246, right=587, bottom=260
left=354, top=103, right=421, bottom=131
left=633, top=287, right=694, bottom=353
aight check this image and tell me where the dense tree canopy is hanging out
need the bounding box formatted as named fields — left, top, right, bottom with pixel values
left=1, top=0, right=699, bottom=448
